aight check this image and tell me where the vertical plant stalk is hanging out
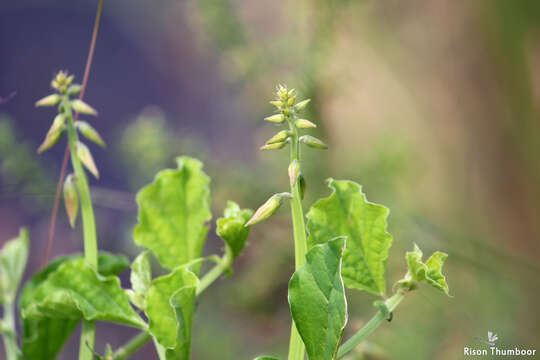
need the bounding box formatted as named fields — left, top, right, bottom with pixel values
left=43, top=0, right=104, bottom=267
left=287, top=117, right=308, bottom=360
left=2, top=301, right=18, bottom=360
left=63, top=97, right=99, bottom=360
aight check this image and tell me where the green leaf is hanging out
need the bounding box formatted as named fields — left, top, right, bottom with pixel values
left=399, top=244, right=450, bottom=295
left=0, top=228, right=29, bottom=304
left=288, top=237, right=348, bottom=360
left=307, top=179, right=392, bottom=296
left=22, top=259, right=145, bottom=328
left=134, top=156, right=212, bottom=270
left=216, top=201, right=253, bottom=258
left=145, top=264, right=199, bottom=359
left=128, top=251, right=152, bottom=309
left=20, top=253, right=128, bottom=360
left=97, top=252, right=130, bottom=276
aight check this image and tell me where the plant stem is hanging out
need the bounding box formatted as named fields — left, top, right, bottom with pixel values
left=196, top=249, right=233, bottom=296
left=112, top=332, right=152, bottom=360
left=336, top=291, right=405, bottom=359
left=43, top=0, right=104, bottom=267
left=287, top=118, right=308, bottom=360
left=2, top=301, right=19, bottom=360
left=64, top=97, right=99, bottom=360
left=111, top=251, right=233, bottom=359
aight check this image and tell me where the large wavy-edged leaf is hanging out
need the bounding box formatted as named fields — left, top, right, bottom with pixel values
left=134, top=156, right=211, bottom=270
left=22, top=259, right=144, bottom=328
left=0, top=228, right=29, bottom=304
left=128, top=251, right=152, bottom=309
left=20, top=253, right=129, bottom=360
left=288, top=237, right=347, bottom=360
left=146, top=264, right=199, bottom=359
left=216, top=201, right=253, bottom=258
left=307, top=179, right=392, bottom=296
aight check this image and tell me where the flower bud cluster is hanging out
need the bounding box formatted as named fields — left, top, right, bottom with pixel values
left=261, top=84, right=327, bottom=151
left=36, top=71, right=105, bottom=227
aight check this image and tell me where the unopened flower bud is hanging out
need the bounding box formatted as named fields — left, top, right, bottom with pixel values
left=287, top=97, right=296, bottom=106
left=269, top=100, right=284, bottom=109
left=245, top=192, right=291, bottom=226
left=37, top=114, right=66, bottom=153
left=288, top=160, right=301, bottom=188
left=63, top=173, right=79, bottom=228
left=264, top=114, right=285, bottom=123
left=277, top=85, right=288, bottom=101
left=266, top=130, right=290, bottom=145
left=299, top=135, right=328, bottom=149
left=287, top=88, right=296, bottom=98
left=76, top=121, right=106, bottom=147
left=295, top=119, right=317, bottom=128
left=76, top=141, right=99, bottom=178
left=260, top=141, right=288, bottom=150
left=67, top=84, right=83, bottom=96
left=71, top=99, right=97, bottom=116
left=35, top=94, right=61, bottom=107
left=294, top=99, right=311, bottom=112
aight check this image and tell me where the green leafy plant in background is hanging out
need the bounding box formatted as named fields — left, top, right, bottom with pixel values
left=0, top=79, right=449, bottom=360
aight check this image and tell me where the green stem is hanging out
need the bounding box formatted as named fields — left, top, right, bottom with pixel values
left=288, top=119, right=308, bottom=360
left=336, top=291, right=405, bottom=359
left=64, top=97, right=99, bottom=360
left=112, top=251, right=233, bottom=359
left=112, top=332, right=152, bottom=360
left=2, top=301, right=19, bottom=360
left=196, top=249, right=233, bottom=296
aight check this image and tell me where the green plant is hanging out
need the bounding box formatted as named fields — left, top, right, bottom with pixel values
left=0, top=81, right=449, bottom=360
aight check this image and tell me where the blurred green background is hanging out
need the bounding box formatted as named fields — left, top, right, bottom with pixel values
left=1, top=1, right=539, bottom=359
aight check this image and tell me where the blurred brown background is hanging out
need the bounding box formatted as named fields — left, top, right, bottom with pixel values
left=1, top=1, right=539, bottom=359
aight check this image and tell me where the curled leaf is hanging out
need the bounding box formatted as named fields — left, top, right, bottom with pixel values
left=397, top=244, right=450, bottom=295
